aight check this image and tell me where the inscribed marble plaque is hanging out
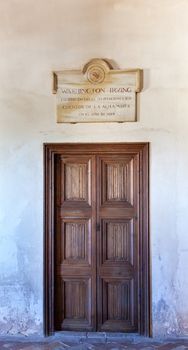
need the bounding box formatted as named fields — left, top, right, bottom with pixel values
left=53, top=59, right=143, bottom=123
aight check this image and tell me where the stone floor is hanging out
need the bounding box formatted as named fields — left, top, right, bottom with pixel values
left=0, top=334, right=188, bottom=350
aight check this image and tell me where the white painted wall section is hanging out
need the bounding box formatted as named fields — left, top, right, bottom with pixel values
left=0, top=0, right=188, bottom=336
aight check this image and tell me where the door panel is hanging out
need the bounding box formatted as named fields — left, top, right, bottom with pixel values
left=60, top=277, right=92, bottom=330
left=100, top=278, right=135, bottom=331
left=101, top=219, right=134, bottom=264
left=60, top=219, right=91, bottom=265
left=54, top=155, right=96, bottom=331
left=97, top=155, right=139, bottom=331
left=100, top=156, right=134, bottom=206
left=61, top=157, right=91, bottom=205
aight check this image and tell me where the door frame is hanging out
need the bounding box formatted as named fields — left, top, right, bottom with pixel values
left=44, top=143, right=150, bottom=336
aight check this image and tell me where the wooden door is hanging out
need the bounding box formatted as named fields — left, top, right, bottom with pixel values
left=44, top=143, right=150, bottom=335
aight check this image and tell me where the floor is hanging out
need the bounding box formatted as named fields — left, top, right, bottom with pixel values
left=0, top=334, right=188, bottom=350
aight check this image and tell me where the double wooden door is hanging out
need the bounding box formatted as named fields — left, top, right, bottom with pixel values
left=45, top=143, right=149, bottom=335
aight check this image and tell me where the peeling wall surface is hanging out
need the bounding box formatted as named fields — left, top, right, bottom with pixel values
left=0, top=0, right=188, bottom=337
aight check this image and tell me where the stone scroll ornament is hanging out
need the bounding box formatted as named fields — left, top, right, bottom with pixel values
left=53, top=59, right=143, bottom=123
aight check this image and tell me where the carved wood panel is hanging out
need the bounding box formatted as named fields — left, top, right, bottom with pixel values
left=102, top=219, right=133, bottom=264
left=60, top=157, right=91, bottom=205
left=60, top=219, right=91, bottom=265
left=60, top=278, right=92, bottom=329
left=106, top=281, right=129, bottom=321
left=99, top=278, right=135, bottom=330
left=101, top=157, right=134, bottom=206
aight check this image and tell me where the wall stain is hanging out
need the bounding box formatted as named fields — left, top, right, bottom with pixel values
left=153, top=298, right=185, bottom=337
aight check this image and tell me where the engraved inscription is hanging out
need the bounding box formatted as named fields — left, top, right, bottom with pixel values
left=57, top=86, right=135, bottom=122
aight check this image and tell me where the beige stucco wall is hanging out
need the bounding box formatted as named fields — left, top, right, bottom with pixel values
left=0, top=0, right=188, bottom=337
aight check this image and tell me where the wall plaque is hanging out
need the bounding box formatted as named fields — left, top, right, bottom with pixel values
left=53, top=59, right=143, bottom=123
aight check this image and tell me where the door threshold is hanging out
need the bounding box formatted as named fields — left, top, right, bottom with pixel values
left=54, top=331, right=143, bottom=343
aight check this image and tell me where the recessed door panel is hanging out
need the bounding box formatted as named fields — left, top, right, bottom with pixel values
left=100, top=157, right=134, bottom=206
left=101, top=219, right=134, bottom=265
left=60, top=219, right=91, bottom=265
left=98, top=278, right=136, bottom=331
left=60, top=157, right=91, bottom=206
left=61, top=278, right=92, bottom=330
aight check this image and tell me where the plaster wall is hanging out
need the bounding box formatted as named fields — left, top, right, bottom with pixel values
left=0, top=0, right=188, bottom=337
